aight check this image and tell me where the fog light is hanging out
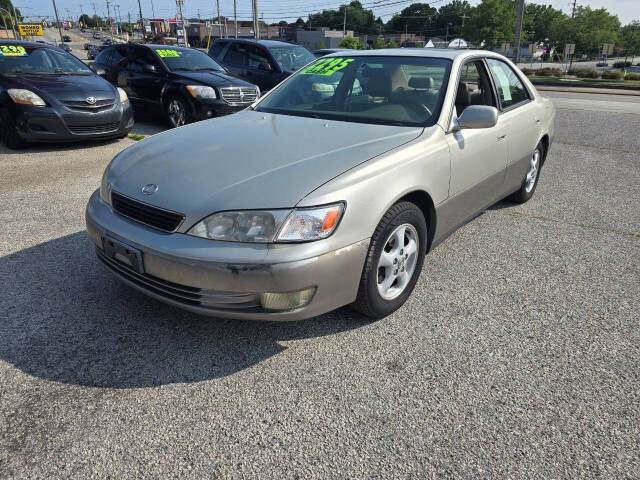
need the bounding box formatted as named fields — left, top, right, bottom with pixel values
left=259, top=287, right=316, bottom=311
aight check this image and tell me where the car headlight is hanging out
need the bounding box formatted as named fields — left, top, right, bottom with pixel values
left=276, top=204, right=344, bottom=242
left=187, top=203, right=344, bottom=243
left=100, top=168, right=111, bottom=205
left=186, top=85, right=217, bottom=99
left=117, top=87, right=128, bottom=103
left=7, top=89, right=46, bottom=106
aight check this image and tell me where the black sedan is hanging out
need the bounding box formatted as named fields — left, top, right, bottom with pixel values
left=0, top=41, right=133, bottom=149
left=91, top=43, right=259, bottom=127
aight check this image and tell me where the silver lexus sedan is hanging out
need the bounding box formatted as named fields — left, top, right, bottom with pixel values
left=86, top=49, right=555, bottom=321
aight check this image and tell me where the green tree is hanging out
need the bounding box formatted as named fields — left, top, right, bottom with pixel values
left=433, top=0, right=472, bottom=39
left=309, top=1, right=378, bottom=34
left=466, top=0, right=516, bottom=48
left=387, top=39, right=398, bottom=48
left=386, top=3, right=437, bottom=34
left=620, top=22, right=640, bottom=55
left=0, top=0, right=21, bottom=32
left=339, top=35, right=363, bottom=49
left=569, top=6, right=620, bottom=55
left=371, top=37, right=386, bottom=49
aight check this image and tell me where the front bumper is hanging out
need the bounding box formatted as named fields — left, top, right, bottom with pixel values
left=12, top=101, right=134, bottom=143
left=189, top=97, right=246, bottom=121
left=86, top=190, right=369, bottom=321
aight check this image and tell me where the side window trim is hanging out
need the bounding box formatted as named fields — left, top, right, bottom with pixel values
left=445, top=55, right=491, bottom=132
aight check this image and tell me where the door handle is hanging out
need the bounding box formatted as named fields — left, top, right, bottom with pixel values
left=497, top=134, right=507, bottom=140
left=535, top=119, right=541, bottom=124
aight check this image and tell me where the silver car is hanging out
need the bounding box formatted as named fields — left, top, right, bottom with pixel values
left=86, top=49, right=555, bottom=320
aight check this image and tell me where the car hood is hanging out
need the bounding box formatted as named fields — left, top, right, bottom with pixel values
left=9, top=73, right=116, bottom=102
left=107, top=110, right=423, bottom=230
left=173, top=70, right=255, bottom=88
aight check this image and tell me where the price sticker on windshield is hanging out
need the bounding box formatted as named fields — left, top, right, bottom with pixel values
left=300, top=57, right=354, bottom=76
left=0, top=45, right=28, bottom=57
left=156, top=49, right=181, bottom=58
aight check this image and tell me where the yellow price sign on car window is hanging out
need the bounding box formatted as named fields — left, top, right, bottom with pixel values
left=0, top=45, right=28, bottom=57
left=300, top=57, right=354, bottom=76
left=156, top=49, right=181, bottom=58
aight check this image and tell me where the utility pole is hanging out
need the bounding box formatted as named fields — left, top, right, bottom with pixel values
left=127, top=11, right=131, bottom=39
left=234, top=0, right=237, bottom=38
left=137, top=0, right=143, bottom=39
left=512, top=0, right=525, bottom=63
left=106, top=0, right=113, bottom=39
left=176, top=0, right=185, bottom=46
left=252, top=0, right=259, bottom=40
left=216, top=0, right=220, bottom=39
left=343, top=5, right=346, bottom=37
left=570, top=0, right=577, bottom=18
left=52, top=0, right=64, bottom=44
left=150, top=0, right=155, bottom=18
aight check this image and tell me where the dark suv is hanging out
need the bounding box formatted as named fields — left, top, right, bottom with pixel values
left=208, top=39, right=315, bottom=92
left=91, top=44, right=259, bottom=127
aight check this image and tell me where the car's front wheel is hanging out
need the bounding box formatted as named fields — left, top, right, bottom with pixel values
left=353, top=201, right=427, bottom=319
left=164, top=95, right=192, bottom=128
left=0, top=111, right=27, bottom=150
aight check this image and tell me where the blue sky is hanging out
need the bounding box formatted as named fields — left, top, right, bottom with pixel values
left=20, top=0, right=639, bottom=26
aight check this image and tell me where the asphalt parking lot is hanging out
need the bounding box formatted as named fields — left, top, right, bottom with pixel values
left=1, top=91, right=639, bottom=478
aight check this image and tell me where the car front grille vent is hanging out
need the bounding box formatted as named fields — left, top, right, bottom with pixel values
left=219, top=87, right=258, bottom=106
left=111, top=191, right=185, bottom=232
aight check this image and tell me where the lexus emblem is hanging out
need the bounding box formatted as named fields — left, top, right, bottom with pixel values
left=85, top=96, right=97, bottom=105
left=239, top=90, right=244, bottom=100
left=141, top=183, right=158, bottom=195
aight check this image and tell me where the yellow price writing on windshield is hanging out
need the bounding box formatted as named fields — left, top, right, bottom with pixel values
left=156, top=49, right=181, bottom=58
left=300, top=57, right=354, bottom=76
left=0, top=45, right=28, bottom=57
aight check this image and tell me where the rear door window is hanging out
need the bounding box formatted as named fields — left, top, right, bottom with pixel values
left=223, top=43, right=248, bottom=66
left=209, top=41, right=227, bottom=59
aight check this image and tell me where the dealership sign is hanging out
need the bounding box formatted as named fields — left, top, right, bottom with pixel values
left=19, top=24, right=43, bottom=36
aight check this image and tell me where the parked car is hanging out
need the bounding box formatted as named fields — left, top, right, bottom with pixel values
left=312, top=48, right=355, bottom=58
left=208, top=39, right=315, bottom=92
left=0, top=41, right=133, bottom=149
left=102, top=38, right=116, bottom=46
left=81, top=28, right=86, bottom=33
left=87, top=46, right=102, bottom=60
left=87, top=49, right=555, bottom=320
left=91, top=43, right=259, bottom=127
left=93, top=32, right=102, bottom=39
left=58, top=43, right=72, bottom=52
left=63, top=35, right=72, bottom=42
left=84, top=42, right=93, bottom=50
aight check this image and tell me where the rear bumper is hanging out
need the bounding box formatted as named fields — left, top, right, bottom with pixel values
left=86, top=190, right=369, bottom=321
left=11, top=101, right=133, bottom=143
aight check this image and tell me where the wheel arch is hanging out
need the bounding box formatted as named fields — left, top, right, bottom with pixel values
left=539, top=134, right=550, bottom=166
left=394, top=190, right=436, bottom=252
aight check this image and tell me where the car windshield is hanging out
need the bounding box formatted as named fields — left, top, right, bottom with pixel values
left=255, top=55, right=452, bottom=127
left=0, top=45, right=93, bottom=74
left=268, top=46, right=315, bottom=72
left=152, top=47, right=225, bottom=72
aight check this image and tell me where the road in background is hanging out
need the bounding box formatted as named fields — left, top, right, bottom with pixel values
left=1, top=91, right=638, bottom=478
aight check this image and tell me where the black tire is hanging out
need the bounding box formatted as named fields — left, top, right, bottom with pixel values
left=1, top=111, right=27, bottom=149
left=352, top=201, right=427, bottom=319
left=508, top=141, right=544, bottom=204
left=164, top=95, right=192, bottom=128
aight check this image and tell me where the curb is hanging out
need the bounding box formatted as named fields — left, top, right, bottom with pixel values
left=535, top=85, right=640, bottom=96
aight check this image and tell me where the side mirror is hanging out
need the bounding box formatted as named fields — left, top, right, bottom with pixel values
left=258, top=62, right=272, bottom=72
left=454, top=105, right=498, bottom=130
left=143, top=64, right=157, bottom=73
left=90, top=64, right=106, bottom=75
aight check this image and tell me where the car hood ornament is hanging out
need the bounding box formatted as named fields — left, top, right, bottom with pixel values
left=141, top=183, right=158, bottom=195
left=85, top=96, right=97, bottom=105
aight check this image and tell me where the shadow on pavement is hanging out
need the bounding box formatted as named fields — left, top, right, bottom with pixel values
left=0, top=232, right=369, bottom=388
left=0, top=137, right=124, bottom=155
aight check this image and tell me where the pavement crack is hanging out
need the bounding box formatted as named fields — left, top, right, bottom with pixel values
left=555, top=140, right=637, bottom=154
left=502, top=210, right=640, bottom=238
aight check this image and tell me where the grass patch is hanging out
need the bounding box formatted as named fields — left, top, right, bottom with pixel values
left=528, top=75, right=640, bottom=89
left=127, top=133, right=146, bottom=141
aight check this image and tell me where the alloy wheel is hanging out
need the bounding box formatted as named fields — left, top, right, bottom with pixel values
left=525, top=148, right=541, bottom=193
left=168, top=99, right=186, bottom=127
left=376, top=223, right=420, bottom=301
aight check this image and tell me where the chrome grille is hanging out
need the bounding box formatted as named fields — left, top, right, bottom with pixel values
left=219, top=86, right=258, bottom=106
left=111, top=191, right=185, bottom=232
left=68, top=122, right=120, bottom=134
left=96, top=248, right=260, bottom=310
left=63, top=98, right=115, bottom=113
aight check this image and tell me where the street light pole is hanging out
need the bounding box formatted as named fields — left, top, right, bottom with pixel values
left=51, top=0, right=64, bottom=44
left=234, top=0, right=237, bottom=38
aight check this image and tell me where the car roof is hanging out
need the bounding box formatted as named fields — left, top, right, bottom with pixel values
left=215, top=38, right=297, bottom=48
left=0, top=39, right=65, bottom=52
left=322, top=48, right=506, bottom=61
